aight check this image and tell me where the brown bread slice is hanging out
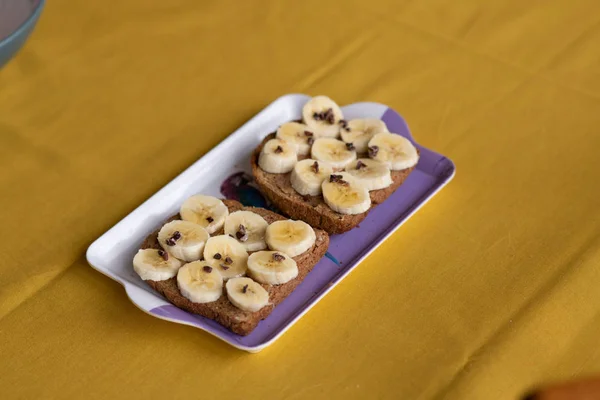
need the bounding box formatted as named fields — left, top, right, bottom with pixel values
left=251, top=133, right=417, bottom=234
left=139, top=199, right=329, bottom=336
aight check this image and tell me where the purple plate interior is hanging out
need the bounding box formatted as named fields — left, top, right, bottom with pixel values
left=150, top=107, right=455, bottom=348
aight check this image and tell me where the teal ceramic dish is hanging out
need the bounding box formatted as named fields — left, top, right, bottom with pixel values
left=0, top=0, right=45, bottom=68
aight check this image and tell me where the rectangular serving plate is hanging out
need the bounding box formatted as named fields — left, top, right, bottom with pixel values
left=86, top=94, right=455, bottom=352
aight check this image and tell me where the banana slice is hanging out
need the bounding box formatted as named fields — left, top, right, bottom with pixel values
left=290, top=159, right=334, bottom=196
left=345, top=158, right=392, bottom=191
left=258, top=138, right=298, bottom=173
left=368, top=132, right=419, bottom=171
left=177, top=261, right=223, bottom=303
left=133, top=248, right=183, bottom=281
left=321, top=172, right=371, bottom=214
left=265, top=219, right=316, bottom=257
left=158, top=220, right=209, bottom=262
left=340, top=118, right=389, bottom=153
left=247, top=251, right=298, bottom=285
left=224, top=211, right=269, bottom=251
left=180, top=195, right=229, bottom=234
left=311, top=138, right=357, bottom=170
left=202, top=235, right=249, bottom=279
left=302, top=95, right=344, bottom=137
left=276, top=122, right=315, bottom=156
left=226, top=277, right=270, bottom=312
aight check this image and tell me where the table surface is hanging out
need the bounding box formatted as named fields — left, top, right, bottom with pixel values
left=1, top=1, right=599, bottom=399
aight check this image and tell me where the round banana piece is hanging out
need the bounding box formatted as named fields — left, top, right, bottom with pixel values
left=133, top=248, right=183, bottom=281
left=224, top=210, right=269, bottom=252
left=226, top=277, right=270, bottom=312
left=248, top=251, right=298, bottom=285
left=322, top=172, right=371, bottom=214
left=345, top=158, right=392, bottom=191
left=276, top=122, right=315, bottom=156
left=158, top=220, right=209, bottom=262
left=290, top=159, right=334, bottom=196
left=311, top=137, right=357, bottom=170
left=180, top=195, right=229, bottom=234
left=258, top=138, right=298, bottom=173
left=340, top=118, right=389, bottom=153
left=203, top=235, right=249, bottom=279
left=367, top=132, right=419, bottom=171
left=302, top=95, right=344, bottom=137
left=265, top=219, right=316, bottom=257
left=177, top=261, right=223, bottom=303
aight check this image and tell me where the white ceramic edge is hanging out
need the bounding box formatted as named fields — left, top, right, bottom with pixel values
left=86, top=93, right=309, bottom=271
left=86, top=93, right=310, bottom=352
left=85, top=94, right=453, bottom=353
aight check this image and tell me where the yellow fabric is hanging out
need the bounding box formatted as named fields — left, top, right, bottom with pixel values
left=1, top=0, right=599, bottom=398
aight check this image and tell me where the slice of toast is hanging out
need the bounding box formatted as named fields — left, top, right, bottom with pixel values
left=251, top=133, right=417, bottom=234
left=139, top=199, right=329, bottom=336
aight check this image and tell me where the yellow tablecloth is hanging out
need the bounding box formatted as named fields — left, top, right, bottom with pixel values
left=1, top=1, right=600, bottom=399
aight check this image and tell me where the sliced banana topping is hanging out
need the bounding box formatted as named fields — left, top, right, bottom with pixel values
left=226, top=277, right=270, bottom=312
left=157, top=220, right=209, bottom=262
left=203, top=235, right=249, bottom=280
left=224, top=211, right=269, bottom=252
left=265, top=219, right=316, bottom=257
left=345, top=158, right=392, bottom=191
left=248, top=251, right=299, bottom=285
left=290, top=159, right=334, bottom=196
left=311, top=137, right=357, bottom=170
left=177, top=261, right=223, bottom=303
left=321, top=172, right=371, bottom=215
left=302, top=95, right=344, bottom=137
left=368, top=132, right=419, bottom=171
left=133, top=248, right=183, bottom=281
left=276, top=122, right=315, bottom=156
left=258, top=138, right=298, bottom=174
left=180, top=195, right=229, bottom=234
left=340, top=118, right=389, bottom=153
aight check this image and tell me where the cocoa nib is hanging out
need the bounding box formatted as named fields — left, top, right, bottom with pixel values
left=272, top=253, right=286, bottom=262
left=224, top=256, right=233, bottom=265
left=274, top=145, right=284, bottom=154
left=165, top=230, right=182, bottom=246
left=324, top=108, right=335, bottom=124
left=203, top=266, right=213, bottom=273
left=329, top=174, right=343, bottom=182
left=304, top=131, right=313, bottom=136
left=219, top=264, right=230, bottom=270
left=242, top=284, right=248, bottom=293
left=313, top=108, right=335, bottom=124
left=356, top=160, right=367, bottom=170
left=368, top=145, right=379, bottom=158
left=338, top=119, right=348, bottom=128
left=310, top=161, right=319, bottom=173
left=307, top=137, right=315, bottom=146
left=206, top=216, right=214, bottom=223
left=157, top=249, right=168, bottom=261
left=345, top=142, right=355, bottom=151
left=213, top=253, right=222, bottom=260
left=329, top=174, right=349, bottom=186
left=236, top=224, right=248, bottom=242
